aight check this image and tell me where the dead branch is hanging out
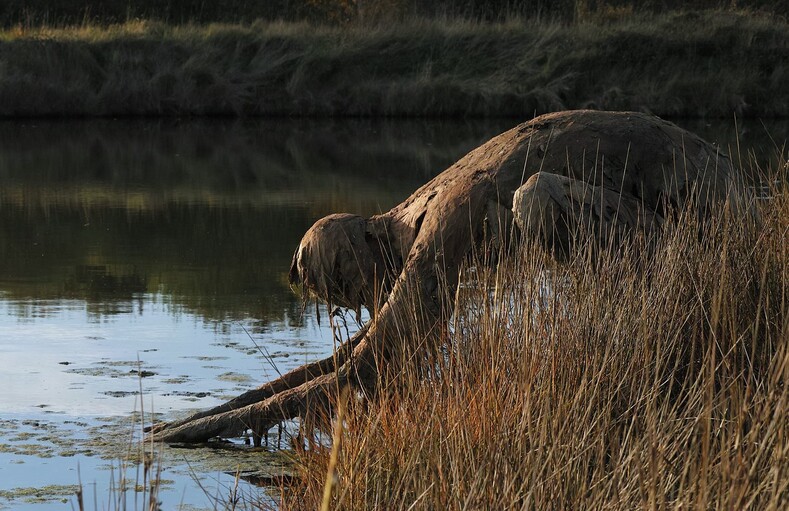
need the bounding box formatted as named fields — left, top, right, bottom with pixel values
left=147, top=110, right=743, bottom=445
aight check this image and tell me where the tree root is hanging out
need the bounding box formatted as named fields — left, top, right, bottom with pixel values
left=144, top=110, right=743, bottom=449
left=146, top=325, right=368, bottom=444
left=149, top=369, right=348, bottom=444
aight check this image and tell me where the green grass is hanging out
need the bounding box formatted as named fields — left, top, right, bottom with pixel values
left=278, top=162, right=789, bottom=509
left=0, top=10, right=786, bottom=117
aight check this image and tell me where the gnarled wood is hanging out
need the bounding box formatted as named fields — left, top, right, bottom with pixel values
left=148, top=110, right=742, bottom=445
left=512, top=171, right=666, bottom=257
left=145, top=325, right=365, bottom=436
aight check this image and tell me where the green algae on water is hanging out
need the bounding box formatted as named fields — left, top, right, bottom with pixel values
left=216, top=372, right=253, bottom=384
left=0, top=484, right=80, bottom=505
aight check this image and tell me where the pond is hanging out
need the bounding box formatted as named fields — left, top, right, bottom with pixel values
left=0, top=116, right=786, bottom=510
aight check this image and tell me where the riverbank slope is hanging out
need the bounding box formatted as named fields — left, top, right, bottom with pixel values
left=0, top=10, right=786, bottom=118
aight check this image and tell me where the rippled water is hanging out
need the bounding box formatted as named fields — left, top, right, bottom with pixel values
left=0, top=117, right=785, bottom=510
left=0, top=117, right=517, bottom=510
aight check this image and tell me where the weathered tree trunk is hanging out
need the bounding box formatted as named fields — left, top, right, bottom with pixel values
left=150, top=368, right=348, bottom=444
left=147, top=110, right=740, bottom=445
left=149, top=268, right=452, bottom=444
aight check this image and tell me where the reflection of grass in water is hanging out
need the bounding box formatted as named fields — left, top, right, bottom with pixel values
left=0, top=203, right=308, bottom=323
left=0, top=118, right=507, bottom=210
left=0, top=118, right=509, bottom=325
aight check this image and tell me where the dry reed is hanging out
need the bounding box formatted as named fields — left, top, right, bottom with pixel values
left=278, top=165, right=788, bottom=509
left=0, top=11, right=785, bottom=117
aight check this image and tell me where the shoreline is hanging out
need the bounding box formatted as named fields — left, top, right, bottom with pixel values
left=0, top=10, right=786, bottom=119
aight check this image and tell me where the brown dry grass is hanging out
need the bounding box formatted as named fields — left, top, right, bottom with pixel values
left=279, top=162, right=788, bottom=509
left=0, top=10, right=785, bottom=117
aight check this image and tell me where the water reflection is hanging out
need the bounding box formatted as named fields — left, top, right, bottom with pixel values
left=0, top=119, right=787, bottom=324
left=681, top=118, right=789, bottom=177
left=0, top=118, right=517, bottom=326
left=0, top=116, right=785, bottom=509
left=0, top=117, right=786, bottom=327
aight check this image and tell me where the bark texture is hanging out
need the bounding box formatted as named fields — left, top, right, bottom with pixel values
left=149, top=110, right=741, bottom=444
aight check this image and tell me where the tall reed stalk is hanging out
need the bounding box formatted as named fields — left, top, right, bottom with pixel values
left=279, top=167, right=788, bottom=509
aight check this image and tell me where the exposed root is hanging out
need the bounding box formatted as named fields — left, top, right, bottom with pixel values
left=146, top=326, right=366, bottom=441
left=146, top=110, right=743, bottom=448
left=149, top=369, right=349, bottom=444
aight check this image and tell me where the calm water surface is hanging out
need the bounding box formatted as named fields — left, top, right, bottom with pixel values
left=0, top=117, right=785, bottom=510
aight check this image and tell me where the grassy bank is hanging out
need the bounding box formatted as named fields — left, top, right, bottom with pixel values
left=0, top=10, right=786, bottom=118
left=3, top=1, right=787, bottom=27
left=280, top=167, right=789, bottom=509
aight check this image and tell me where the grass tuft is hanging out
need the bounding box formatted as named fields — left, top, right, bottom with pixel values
left=279, top=162, right=789, bottom=509
left=0, top=11, right=785, bottom=117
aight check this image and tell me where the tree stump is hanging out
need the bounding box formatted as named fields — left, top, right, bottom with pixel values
left=147, top=110, right=741, bottom=444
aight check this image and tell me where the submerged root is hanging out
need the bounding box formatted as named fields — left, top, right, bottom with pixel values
left=149, top=370, right=349, bottom=444
left=146, top=327, right=367, bottom=444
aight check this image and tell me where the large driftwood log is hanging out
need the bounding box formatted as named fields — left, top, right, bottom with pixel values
left=148, top=110, right=740, bottom=444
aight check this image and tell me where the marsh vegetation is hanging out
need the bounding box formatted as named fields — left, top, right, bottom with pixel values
left=0, top=1, right=786, bottom=509
left=0, top=9, right=785, bottom=117
left=282, top=161, right=788, bottom=510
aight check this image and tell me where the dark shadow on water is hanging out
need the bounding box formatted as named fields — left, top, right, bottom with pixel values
left=0, top=116, right=785, bottom=325
left=0, top=117, right=517, bottom=325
